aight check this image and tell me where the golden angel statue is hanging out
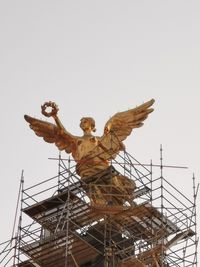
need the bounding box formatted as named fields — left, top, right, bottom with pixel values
left=24, top=99, right=155, bottom=206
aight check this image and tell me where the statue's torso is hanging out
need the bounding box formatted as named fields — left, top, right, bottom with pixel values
left=73, top=135, right=101, bottom=161
left=72, top=135, right=109, bottom=178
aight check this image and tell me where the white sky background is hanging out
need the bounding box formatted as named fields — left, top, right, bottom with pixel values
left=0, top=0, right=200, bottom=253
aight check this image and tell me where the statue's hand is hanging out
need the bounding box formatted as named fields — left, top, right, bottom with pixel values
left=41, top=101, right=67, bottom=133
left=41, top=101, right=59, bottom=118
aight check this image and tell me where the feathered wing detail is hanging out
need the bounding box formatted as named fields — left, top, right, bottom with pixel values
left=24, top=115, right=77, bottom=153
left=99, top=99, right=155, bottom=159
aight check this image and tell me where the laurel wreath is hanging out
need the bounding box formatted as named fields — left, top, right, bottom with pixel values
left=41, top=101, right=59, bottom=117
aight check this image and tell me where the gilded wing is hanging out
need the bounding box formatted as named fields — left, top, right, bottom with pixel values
left=24, top=115, right=77, bottom=153
left=99, top=99, right=155, bottom=159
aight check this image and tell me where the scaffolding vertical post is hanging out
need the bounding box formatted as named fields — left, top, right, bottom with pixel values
left=150, top=159, right=153, bottom=251
left=58, top=151, right=61, bottom=192
left=104, top=215, right=108, bottom=267
left=64, top=189, right=70, bottom=267
left=64, top=157, right=71, bottom=267
left=104, top=214, right=113, bottom=267
left=18, top=171, right=24, bottom=265
left=193, top=173, right=198, bottom=266
left=12, top=170, right=24, bottom=266
left=160, top=145, right=164, bottom=267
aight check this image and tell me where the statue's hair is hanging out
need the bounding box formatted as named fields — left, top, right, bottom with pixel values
left=81, top=117, right=96, bottom=132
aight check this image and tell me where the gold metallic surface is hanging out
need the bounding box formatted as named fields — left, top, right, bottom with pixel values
left=24, top=99, right=155, bottom=179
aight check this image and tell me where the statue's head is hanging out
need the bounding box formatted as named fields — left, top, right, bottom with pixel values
left=80, top=117, right=96, bottom=132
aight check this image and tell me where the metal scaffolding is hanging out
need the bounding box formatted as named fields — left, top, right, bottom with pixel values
left=0, top=149, right=198, bottom=267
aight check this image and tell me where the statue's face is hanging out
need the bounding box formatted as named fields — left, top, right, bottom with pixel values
left=80, top=118, right=93, bottom=131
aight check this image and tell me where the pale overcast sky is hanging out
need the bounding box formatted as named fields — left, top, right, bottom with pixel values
left=0, top=0, right=199, bottom=252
